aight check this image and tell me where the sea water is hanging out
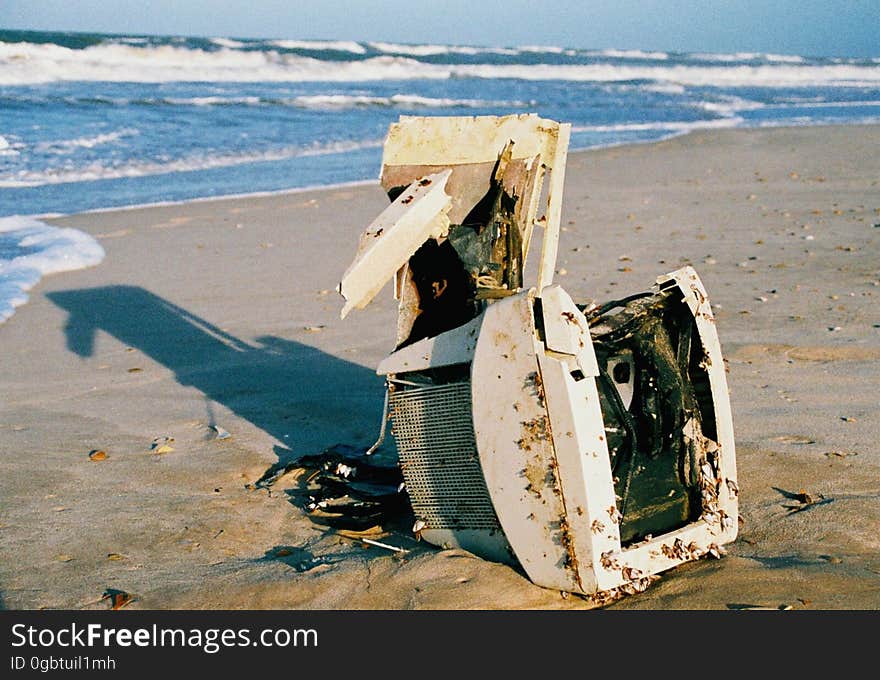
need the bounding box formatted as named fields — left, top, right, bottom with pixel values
left=0, top=215, right=104, bottom=323
left=0, top=29, right=878, bottom=321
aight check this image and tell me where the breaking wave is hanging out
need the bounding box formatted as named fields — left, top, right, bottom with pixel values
left=369, top=42, right=529, bottom=56
left=0, top=92, right=527, bottom=109
left=35, top=128, right=140, bottom=154
left=696, top=96, right=765, bottom=116
left=692, top=52, right=805, bottom=63
left=0, top=135, right=20, bottom=157
left=268, top=39, right=367, bottom=54
left=573, top=117, right=745, bottom=134
left=765, top=99, right=880, bottom=109
left=589, top=48, right=669, bottom=60
left=209, top=37, right=246, bottom=49
left=0, top=139, right=383, bottom=188
left=287, top=93, right=529, bottom=109
left=2, top=39, right=878, bottom=86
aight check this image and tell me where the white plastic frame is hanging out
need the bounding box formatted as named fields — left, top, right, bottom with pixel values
left=379, top=266, right=738, bottom=596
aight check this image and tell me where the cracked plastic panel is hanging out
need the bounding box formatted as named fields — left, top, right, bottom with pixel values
left=340, top=114, right=570, bottom=348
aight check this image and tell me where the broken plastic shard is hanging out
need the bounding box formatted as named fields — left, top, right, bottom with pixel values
left=335, top=462, right=355, bottom=478
left=212, top=425, right=231, bottom=440
left=361, top=537, right=409, bottom=554
left=338, top=170, right=453, bottom=319
left=412, top=518, right=427, bottom=540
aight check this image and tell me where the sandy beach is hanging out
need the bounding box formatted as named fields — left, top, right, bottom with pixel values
left=1, top=123, right=878, bottom=610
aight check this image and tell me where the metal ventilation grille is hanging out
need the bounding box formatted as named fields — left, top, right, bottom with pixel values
left=389, top=381, right=501, bottom=530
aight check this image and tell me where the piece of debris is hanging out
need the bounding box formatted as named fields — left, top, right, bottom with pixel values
left=727, top=603, right=793, bottom=611
left=106, top=553, right=126, bottom=561
left=774, top=486, right=833, bottom=514
left=303, top=325, right=325, bottom=332
left=705, top=543, right=726, bottom=559
left=360, top=537, right=409, bottom=554
left=335, top=462, right=355, bottom=478
left=261, top=545, right=336, bottom=572
left=151, top=436, right=175, bottom=454
left=211, top=425, right=232, bottom=440
left=101, top=589, right=135, bottom=610
left=824, top=450, right=857, bottom=458
left=254, top=443, right=407, bottom=530
left=88, top=449, right=108, bottom=461
left=56, top=554, right=74, bottom=562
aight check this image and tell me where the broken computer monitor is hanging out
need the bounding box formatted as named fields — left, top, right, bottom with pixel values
left=338, top=114, right=738, bottom=599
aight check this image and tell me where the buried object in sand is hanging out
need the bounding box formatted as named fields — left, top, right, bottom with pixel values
left=338, top=114, right=739, bottom=599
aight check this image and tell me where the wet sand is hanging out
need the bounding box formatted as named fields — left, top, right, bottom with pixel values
left=1, top=124, right=878, bottom=610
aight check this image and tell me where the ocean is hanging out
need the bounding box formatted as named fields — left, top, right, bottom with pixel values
left=1, top=29, right=879, bottom=322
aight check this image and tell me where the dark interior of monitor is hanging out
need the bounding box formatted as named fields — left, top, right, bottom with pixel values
left=584, top=283, right=719, bottom=545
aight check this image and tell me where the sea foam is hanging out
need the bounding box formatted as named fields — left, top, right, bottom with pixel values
left=0, top=216, right=105, bottom=323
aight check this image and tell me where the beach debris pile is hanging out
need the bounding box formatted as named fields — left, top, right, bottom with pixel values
left=335, top=114, right=740, bottom=603
left=257, top=444, right=408, bottom=531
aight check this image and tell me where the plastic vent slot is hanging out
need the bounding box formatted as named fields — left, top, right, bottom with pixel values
left=389, top=381, right=501, bottom=530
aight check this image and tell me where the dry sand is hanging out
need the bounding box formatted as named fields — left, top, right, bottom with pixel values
left=1, top=124, right=878, bottom=610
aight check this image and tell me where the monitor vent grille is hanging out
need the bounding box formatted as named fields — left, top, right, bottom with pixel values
left=389, top=381, right=500, bottom=530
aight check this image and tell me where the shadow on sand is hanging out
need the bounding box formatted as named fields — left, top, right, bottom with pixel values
left=47, top=285, right=391, bottom=474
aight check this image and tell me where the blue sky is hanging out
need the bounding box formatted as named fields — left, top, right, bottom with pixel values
left=2, top=0, right=878, bottom=57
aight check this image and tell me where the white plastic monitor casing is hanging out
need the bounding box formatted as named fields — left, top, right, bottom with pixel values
left=339, top=114, right=737, bottom=597
left=379, top=267, right=738, bottom=596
